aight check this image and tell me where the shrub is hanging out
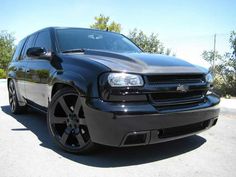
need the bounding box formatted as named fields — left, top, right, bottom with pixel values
left=0, top=69, right=6, bottom=79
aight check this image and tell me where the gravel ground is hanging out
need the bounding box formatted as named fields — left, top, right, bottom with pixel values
left=0, top=79, right=235, bottom=177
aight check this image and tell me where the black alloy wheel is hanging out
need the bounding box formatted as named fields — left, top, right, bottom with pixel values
left=47, top=87, right=95, bottom=153
left=8, top=80, right=26, bottom=114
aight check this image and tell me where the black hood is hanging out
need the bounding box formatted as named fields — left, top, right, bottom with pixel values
left=64, top=50, right=208, bottom=74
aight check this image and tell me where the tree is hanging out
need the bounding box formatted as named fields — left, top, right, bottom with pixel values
left=128, top=28, right=172, bottom=55
left=0, top=31, right=15, bottom=70
left=202, top=31, right=236, bottom=96
left=201, top=50, right=222, bottom=72
left=230, top=31, right=236, bottom=57
left=90, top=14, right=121, bottom=33
left=225, top=31, right=236, bottom=95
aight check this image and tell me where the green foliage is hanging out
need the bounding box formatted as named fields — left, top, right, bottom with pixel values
left=0, top=68, right=6, bottom=78
left=202, top=31, right=236, bottom=96
left=128, top=28, right=172, bottom=55
left=90, top=14, right=121, bottom=33
left=0, top=31, right=15, bottom=70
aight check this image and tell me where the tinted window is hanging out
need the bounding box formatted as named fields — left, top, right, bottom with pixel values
left=34, top=31, right=51, bottom=51
left=12, top=38, right=26, bottom=61
left=56, top=29, right=141, bottom=53
left=20, top=34, right=36, bottom=59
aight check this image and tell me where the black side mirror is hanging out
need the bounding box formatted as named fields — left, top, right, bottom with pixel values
left=26, top=47, right=51, bottom=59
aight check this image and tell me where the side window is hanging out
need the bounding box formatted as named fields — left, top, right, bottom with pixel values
left=34, top=31, right=51, bottom=51
left=20, top=34, right=36, bottom=60
left=12, top=38, right=26, bottom=61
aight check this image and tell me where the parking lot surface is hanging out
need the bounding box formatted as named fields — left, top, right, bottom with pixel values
left=0, top=79, right=235, bottom=177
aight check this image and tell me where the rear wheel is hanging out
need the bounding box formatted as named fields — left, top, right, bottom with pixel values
left=47, top=87, right=95, bottom=154
left=8, top=80, right=26, bottom=114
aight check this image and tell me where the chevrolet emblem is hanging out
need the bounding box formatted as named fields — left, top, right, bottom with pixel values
left=176, top=84, right=189, bottom=92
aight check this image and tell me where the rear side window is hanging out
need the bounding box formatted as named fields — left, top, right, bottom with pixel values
left=20, top=34, right=36, bottom=60
left=12, top=39, right=26, bottom=61
left=34, top=31, right=51, bottom=51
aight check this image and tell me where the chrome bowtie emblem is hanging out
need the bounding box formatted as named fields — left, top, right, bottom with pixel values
left=176, top=84, right=189, bottom=92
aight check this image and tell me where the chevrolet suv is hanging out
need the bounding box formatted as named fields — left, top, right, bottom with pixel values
left=7, top=27, right=220, bottom=153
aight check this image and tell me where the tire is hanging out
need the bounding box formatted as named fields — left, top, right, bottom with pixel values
left=47, top=87, right=96, bottom=154
left=8, top=80, right=27, bottom=114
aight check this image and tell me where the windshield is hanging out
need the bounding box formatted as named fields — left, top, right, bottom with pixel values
left=56, top=28, right=142, bottom=53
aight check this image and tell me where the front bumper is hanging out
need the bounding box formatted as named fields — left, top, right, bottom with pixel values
left=82, top=94, right=220, bottom=147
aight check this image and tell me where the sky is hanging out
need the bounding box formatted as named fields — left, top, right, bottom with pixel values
left=1, top=0, right=236, bottom=65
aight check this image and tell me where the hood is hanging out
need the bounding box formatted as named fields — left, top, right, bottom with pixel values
left=66, top=50, right=208, bottom=74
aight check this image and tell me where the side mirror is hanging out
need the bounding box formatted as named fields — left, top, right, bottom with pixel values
left=26, top=47, right=51, bottom=59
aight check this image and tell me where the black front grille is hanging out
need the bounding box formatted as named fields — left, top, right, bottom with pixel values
left=151, top=90, right=204, bottom=101
left=146, top=74, right=208, bottom=110
left=147, top=74, right=205, bottom=84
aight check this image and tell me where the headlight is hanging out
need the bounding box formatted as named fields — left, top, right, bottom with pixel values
left=205, top=73, right=213, bottom=84
left=108, top=73, right=144, bottom=87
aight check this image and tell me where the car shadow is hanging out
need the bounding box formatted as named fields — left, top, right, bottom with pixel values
left=1, top=105, right=206, bottom=168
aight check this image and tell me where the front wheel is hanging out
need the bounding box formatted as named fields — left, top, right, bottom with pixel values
left=47, top=87, right=95, bottom=154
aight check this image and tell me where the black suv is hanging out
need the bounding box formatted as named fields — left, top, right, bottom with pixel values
left=7, top=27, right=220, bottom=153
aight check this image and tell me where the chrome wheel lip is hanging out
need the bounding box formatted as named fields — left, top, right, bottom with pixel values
left=48, top=92, right=89, bottom=150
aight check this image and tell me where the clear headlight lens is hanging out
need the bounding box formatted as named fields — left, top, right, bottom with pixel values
left=205, top=73, right=214, bottom=84
left=108, top=73, right=144, bottom=87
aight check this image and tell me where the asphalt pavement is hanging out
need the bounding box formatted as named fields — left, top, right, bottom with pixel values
left=0, top=79, right=236, bottom=177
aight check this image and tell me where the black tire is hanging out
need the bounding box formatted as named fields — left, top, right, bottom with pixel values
left=8, top=80, right=27, bottom=114
left=47, top=87, right=96, bottom=154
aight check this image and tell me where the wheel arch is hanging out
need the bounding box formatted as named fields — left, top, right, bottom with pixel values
left=50, top=79, right=87, bottom=101
left=49, top=68, right=99, bottom=102
left=51, top=82, right=76, bottom=98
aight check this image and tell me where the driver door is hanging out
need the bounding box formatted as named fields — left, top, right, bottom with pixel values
left=24, top=30, right=53, bottom=109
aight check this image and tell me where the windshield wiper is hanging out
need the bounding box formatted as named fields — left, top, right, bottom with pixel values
left=62, top=48, right=86, bottom=53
